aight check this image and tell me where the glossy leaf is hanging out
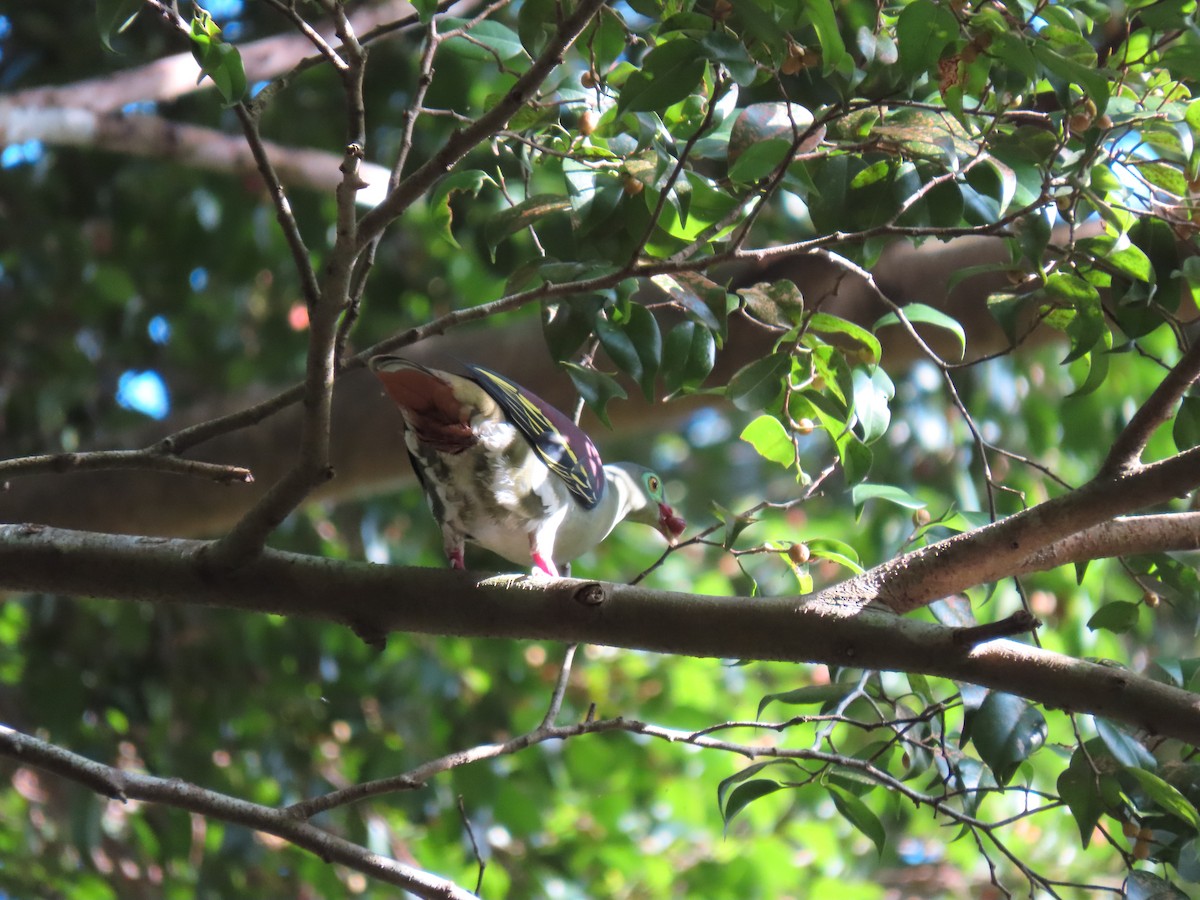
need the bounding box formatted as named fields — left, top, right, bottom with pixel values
left=661, top=321, right=716, bottom=395
left=726, top=354, right=790, bottom=412
left=1095, top=717, right=1157, bottom=771
left=1086, top=601, right=1140, bottom=634
left=1173, top=396, right=1200, bottom=452
left=829, top=785, right=886, bottom=856
left=617, top=38, right=707, bottom=115
left=874, top=303, right=966, bottom=360
left=740, top=414, right=794, bottom=468
left=757, top=683, right=860, bottom=718
left=850, top=483, right=925, bottom=511
left=429, top=170, right=495, bottom=248
left=806, top=313, right=882, bottom=366
left=1126, top=768, right=1200, bottom=833
left=970, top=692, right=1047, bottom=786
left=442, top=18, right=526, bottom=61
left=484, top=195, right=572, bottom=260
left=562, top=363, right=627, bottom=428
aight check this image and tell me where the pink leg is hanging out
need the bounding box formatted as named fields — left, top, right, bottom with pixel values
left=445, top=542, right=466, bottom=570
left=529, top=537, right=559, bottom=577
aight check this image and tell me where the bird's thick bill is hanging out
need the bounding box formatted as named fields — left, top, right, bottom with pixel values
left=659, top=504, right=686, bottom=545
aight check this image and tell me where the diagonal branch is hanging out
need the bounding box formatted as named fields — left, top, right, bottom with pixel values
left=0, top=724, right=476, bottom=900
left=1101, top=337, right=1200, bottom=475
left=354, top=0, right=609, bottom=253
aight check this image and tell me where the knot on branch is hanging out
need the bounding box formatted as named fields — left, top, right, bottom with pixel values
left=573, top=582, right=606, bottom=607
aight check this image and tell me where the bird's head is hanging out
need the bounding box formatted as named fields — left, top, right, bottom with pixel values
left=616, top=465, right=686, bottom=546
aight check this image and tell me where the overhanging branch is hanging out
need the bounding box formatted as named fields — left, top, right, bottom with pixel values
left=2, top=524, right=1198, bottom=743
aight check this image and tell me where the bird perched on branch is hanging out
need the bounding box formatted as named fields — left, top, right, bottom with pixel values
left=370, top=356, right=686, bottom=577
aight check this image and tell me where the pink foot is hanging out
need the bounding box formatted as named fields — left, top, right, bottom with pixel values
left=530, top=550, right=559, bottom=578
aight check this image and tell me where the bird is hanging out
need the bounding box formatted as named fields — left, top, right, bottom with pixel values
left=369, top=355, right=686, bottom=577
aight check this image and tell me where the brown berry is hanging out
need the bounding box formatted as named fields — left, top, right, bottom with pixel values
left=788, top=543, right=811, bottom=564
left=579, top=110, right=598, bottom=136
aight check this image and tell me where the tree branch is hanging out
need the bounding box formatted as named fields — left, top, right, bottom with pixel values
left=0, top=449, right=251, bottom=485
left=0, top=724, right=475, bottom=900
left=2, top=525, right=1200, bottom=743
left=860, top=447, right=1200, bottom=613
left=354, top=0, right=609, bottom=252
left=1102, top=338, right=1200, bottom=475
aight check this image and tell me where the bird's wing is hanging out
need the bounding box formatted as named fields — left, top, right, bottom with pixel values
left=465, top=364, right=605, bottom=509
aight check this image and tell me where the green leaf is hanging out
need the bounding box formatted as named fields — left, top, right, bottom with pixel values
left=1057, top=748, right=1108, bottom=847
left=1094, top=717, right=1157, bottom=770
left=652, top=273, right=727, bottom=336
left=429, top=170, right=495, bottom=248
left=720, top=778, right=784, bottom=825
left=851, top=367, right=894, bottom=444
left=661, top=321, right=716, bottom=395
left=740, top=415, right=794, bottom=468
left=805, top=538, right=865, bottom=575
left=729, top=103, right=815, bottom=163
left=757, top=683, right=860, bottom=718
left=189, top=8, right=246, bottom=105
left=1086, top=601, right=1140, bottom=634
left=1126, top=768, right=1200, bottom=833
left=97, top=0, right=142, bottom=51
left=874, top=303, right=966, bottom=360
left=738, top=280, right=805, bottom=331
left=542, top=295, right=605, bottom=362
left=622, top=304, right=662, bottom=400
left=484, top=195, right=572, bottom=260
left=1031, top=43, right=1109, bottom=114
left=804, top=0, right=848, bottom=73
left=828, top=785, right=886, bottom=857
left=562, top=363, right=627, bottom=428
left=896, top=0, right=959, bottom=77
left=441, top=18, right=527, bottom=61
left=850, top=483, right=925, bottom=511
left=727, top=138, right=793, bottom=184
left=726, top=354, right=790, bottom=412
left=970, top=692, right=1047, bottom=786
left=1174, top=395, right=1200, bottom=452
left=806, top=312, right=881, bottom=365
left=617, top=38, right=707, bottom=115
left=594, top=314, right=643, bottom=383
left=711, top=502, right=757, bottom=549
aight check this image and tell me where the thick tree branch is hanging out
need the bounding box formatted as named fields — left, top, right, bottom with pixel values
left=860, top=448, right=1200, bottom=613
left=0, top=724, right=474, bottom=900
left=0, top=108, right=392, bottom=200
left=1012, top=513, right=1200, bottom=576
left=0, top=1, right=420, bottom=115
left=2, top=525, right=1199, bottom=744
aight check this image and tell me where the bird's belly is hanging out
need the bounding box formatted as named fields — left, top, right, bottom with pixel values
left=411, top=439, right=563, bottom=567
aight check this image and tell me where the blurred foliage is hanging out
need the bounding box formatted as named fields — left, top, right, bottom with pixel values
left=3, top=0, right=1200, bottom=897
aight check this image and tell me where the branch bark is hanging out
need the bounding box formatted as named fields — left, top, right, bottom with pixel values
left=2, top=524, right=1198, bottom=743
left=0, top=724, right=474, bottom=900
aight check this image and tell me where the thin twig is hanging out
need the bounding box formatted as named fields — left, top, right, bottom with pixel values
left=0, top=449, right=252, bottom=485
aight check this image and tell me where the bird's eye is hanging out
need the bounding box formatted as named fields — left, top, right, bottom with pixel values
left=648, top=475, right=659, bottom=492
